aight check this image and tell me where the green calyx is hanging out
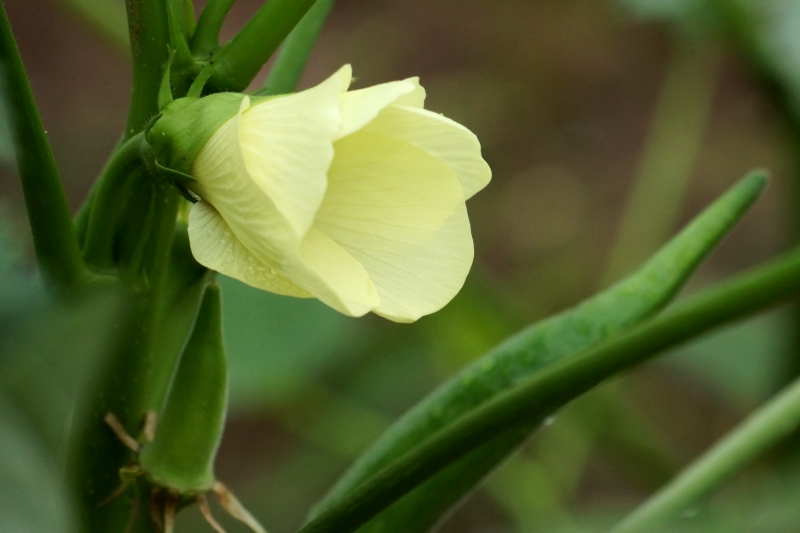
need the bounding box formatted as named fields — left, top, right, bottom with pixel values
left=145, top=92, right=246, bottom=188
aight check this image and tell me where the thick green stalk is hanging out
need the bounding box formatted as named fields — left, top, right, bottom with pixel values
left=263, top=0, right=335, bottom=95
left=611, top=371, right=800, bottom=533
left=124, top=0, right=171, bottom=138
left=206, top=0, right=318, bottom=93
left=0, top=0, right=86, bottom=289
left=76, top=185, right=182, bottom=533
left=191, top=0, right=238, bottom=58
left=298, top=247, right=800, bottom=533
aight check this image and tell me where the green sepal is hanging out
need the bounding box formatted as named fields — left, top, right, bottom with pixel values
left=139, top=283, right=227, bottom=494
left=158, top=50, right=176, bottom=111
left=187, top=42, right=232, bottom=98
left=146, top=92, right=245, bottom=179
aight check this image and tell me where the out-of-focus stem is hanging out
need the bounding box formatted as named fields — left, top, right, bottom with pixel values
left=56, top=0, right=129, bottom=53
left=603, top=36, right=720, bottom=285
left=0, top=0, right=87, bottom=289
left=611, top=370, right=800, bottom=533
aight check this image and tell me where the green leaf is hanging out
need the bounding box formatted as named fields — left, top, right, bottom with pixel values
left=221, top=275, right=366, bottom=413
left=0, top=267, right=124, bottom=533
left=0, top=291, right=123, bottom=454
left=0, top=393, right=76, bottom=533
left=308, top=172, right=768, bottom=533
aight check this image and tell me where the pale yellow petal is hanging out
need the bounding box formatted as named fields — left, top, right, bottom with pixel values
left=237, top=67, right=345, bottom=237
left=335, top=64, right=353, bottom=92
left=362, top=105, right=491, bottom=199
left=335, top=78, right=420, bottom=140
left=188, top=201, right=310, bottom=297
left=192, top=107, right=299, bottom=261
left=314, top=131, right=472, bottom=322
left=289, top=227, right=381, bottom=317
left=391, top=77, right=426, bottom=108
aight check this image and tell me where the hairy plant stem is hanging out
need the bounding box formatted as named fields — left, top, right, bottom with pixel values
left=299, top=247, right=800, bottom=533
left=124, top=0, right=171, bottom=138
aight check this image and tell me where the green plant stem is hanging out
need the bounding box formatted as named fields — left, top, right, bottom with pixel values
left=124, top=0, right=171, bottom=138
left=82, top=132, right=145, bottom=270
left=0, top=0, right=86, bottom=289
left=191, top=0, right=238, bottom=58
left=206, top=0, right=318, bottom=93
left=263, top=0, right=335, bottom=95
left=611, top=371, right=800, bottom=533
left=299, top=247, right=800, bottom=533
left=77, top=186, right=181, bottom=533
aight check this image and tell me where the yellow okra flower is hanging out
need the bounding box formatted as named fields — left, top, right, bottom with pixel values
left=149, top=65, right=491, bottom=322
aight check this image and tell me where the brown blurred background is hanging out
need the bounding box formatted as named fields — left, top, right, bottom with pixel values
left=2, top=0, right=797, bottom=531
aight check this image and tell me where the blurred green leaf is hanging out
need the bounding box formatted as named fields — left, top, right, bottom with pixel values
left=221, top=276, right=369, bottom=413
left=54, top=0, right=129, bottom=53
left=613, top=369, right=800, bottom=532
left=621, top=0, right=712, bottom=24
left=0, top=291, right=122, bottom=453
left=0, top=392, right=76, bottom=533
left=666, top=308, right=789, bottom=408
left=0, top=231, right=123, bottom=532
left=308, top=173, right=767, bottom=533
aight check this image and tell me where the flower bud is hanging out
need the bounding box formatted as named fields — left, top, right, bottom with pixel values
left=149, top=65, right=491, bottom=322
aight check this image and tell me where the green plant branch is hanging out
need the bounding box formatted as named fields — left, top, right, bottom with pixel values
left=190, top=0, right=238, bottom=58
left=206, top=0, right=318, bottom=93
left=610, top=369, right=800, bottom=533
left=298, top=246, right=800, bottom=533
left=124, top=0, right=171, bottom=138
left=81, top=132, right=145, bottom=270
left=263, top=0, right=335, bottom=95
left=0, top=0, right=86, bottom=289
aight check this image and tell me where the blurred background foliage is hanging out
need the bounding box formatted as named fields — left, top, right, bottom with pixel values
left=2, top=0, right=800, bottom=531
